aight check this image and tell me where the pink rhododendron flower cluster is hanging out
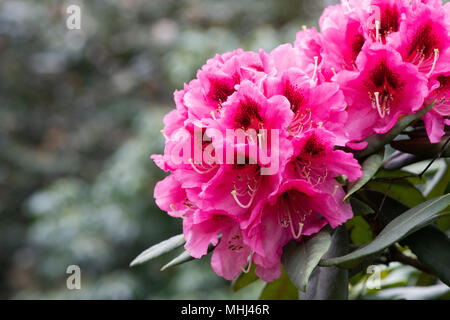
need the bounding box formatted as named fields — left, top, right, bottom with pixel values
left=151, top=0, right=449, bottom=282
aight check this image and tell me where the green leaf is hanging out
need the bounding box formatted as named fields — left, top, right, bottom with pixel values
left=130, top=234, right=185, bottom=267
left=319, top=194, right=450, bottom=268
left=231, top=265, right=259, bottom=292
left=344, top=149, right=385, bottom=201
left=298, top=226, right=349, bottom=300
left=350, top=198, right=375, bottom=216
left=365, top=180, right=425, bottom=208
left=425, top=159, right=450, bottom=200
left=160, top=250, right=193, bottom=271
left=401, top=226, right=450, bottom=286
left=382, top=152, right=424, bottom=171
left=160, top=241, right=216, bottom=271
left=391, top=137, right=450, bottom=158
left=375, top=169, right=426, bottom=185
left=259, top=268, right=298, bottom=300
left=346, top=216, right=374, bottom=245
left=355, top=101, right=434, bottom=159
left=282, top=230, right=331, bottom=292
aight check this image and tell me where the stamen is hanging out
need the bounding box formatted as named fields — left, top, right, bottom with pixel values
left=427, top=48, right=439, bottom=77
left=375, top=20, right=381, bottom=42
left=189, top=158, right=217, bottom=174
left=241, top=251, right=254, bottom=273
left=287, top=206, right=303, bottom=239
left=343, top=0, right=352, bottom=12
left=374, top=92, right=385, bottom=118
left=332, top=184, right=339, bottom=196
left=257, top=133, right=263, bottom=148
left=331, top=67, right=337, bottom=76
left=210, top=111, right=217, bottom=120
left=312, top=56, right=319, bottom=82
left=169, top=204, right=180, bottom=215
left=160, top=130, right=169, bottom=140
left=231, top=190, right=255, bottom=209
left=302, top=25, right=307, bottom=31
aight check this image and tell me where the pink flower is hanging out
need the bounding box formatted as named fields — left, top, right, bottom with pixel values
left=424, top=73, right=450, bottom=142
left=336, top=43, right=429, bottom=142
left=244, top=178, right=353, bottom=282
left=318, top=2, right=367, bottom=76
left=263, top=58, right=349, bottom=144
left=389, top=1, right=450, bottom=76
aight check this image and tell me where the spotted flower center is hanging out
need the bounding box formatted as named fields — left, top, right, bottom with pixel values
left=371, top=5, right=400, bottom=42
left=233, top=96, right=264, bottom=130
left=277, top=190, right=314, bottom=239
left=293, top=135, right=328, bottom=186
left=366, top=60, right=403, bottom=118
left=283, top=82, right=314, bottom=135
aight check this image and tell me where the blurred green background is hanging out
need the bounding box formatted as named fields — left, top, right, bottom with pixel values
left=1, top=0, right=449, bottom=300
left=0, top=0, right=337, bottom=299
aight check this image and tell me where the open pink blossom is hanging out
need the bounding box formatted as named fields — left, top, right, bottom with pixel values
left=336, top=43, right=429, bottom=142
left=389, top=1, right=450, bottom=76
left=244, top=178, right=353, bottom=282
left=423, top=73, right=450, bottom=142
left=263, top=62, right=349, bottom=145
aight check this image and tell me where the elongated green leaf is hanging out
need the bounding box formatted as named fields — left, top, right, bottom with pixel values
left=375, top=169, right=426, bottom=185
left=299, top=226, right=349, bottom=300
left=231, top=265, right=259, bottom=292
left=425, top=159, right=450, bottom=200
left=161, top=241, right=217, bottom=271
left=366, top=180, right=425, bottom=208
left=382, top=152, right=424, bottom=171
left=130, top=234, right=185, bottom=267
left=160, top=250, right=193, bottom=271
left=344, top=150, right=384, bottom=201
left=320, top=195, right=450, bottom=268
left=391, top=137, right=450, bottom=158
left=282, top=230, right=331, bottom=292
left=401, top=226, right=450, bottom=286
left=350, top=198, right=375, bottom=216
left=259, top=268, right=298, bottom=300
left=356, top=102, right=434, bottom=159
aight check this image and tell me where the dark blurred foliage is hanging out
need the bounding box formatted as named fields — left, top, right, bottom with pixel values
left=0, top=0, right=337, bottom=299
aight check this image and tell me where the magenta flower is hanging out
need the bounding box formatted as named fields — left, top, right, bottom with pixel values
left=390, top=1, right=450, bottom=76
left=424, top=73, right=450, bottom=142
left=336, top=43, right=429, bottom=141
left=147, top=0, right=450, bottom=284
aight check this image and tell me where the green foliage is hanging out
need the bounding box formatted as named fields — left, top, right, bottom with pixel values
left=259, top=268, right=298, bottom=300
left=232, top=265, right=260, bottom=292
left=346, top=217, right=374, bottom=246
left=344, top=149, right=385, bottom=201
left=320, top=195, right=450, bottom=269
left=282, top=230, right=331, bottom=292
left=298, top=227, right=349, bottom=300
left=130, top=234, right=185, bottom=267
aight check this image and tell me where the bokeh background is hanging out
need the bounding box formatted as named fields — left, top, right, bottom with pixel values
left=1, top=0, right=449, bottom=300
